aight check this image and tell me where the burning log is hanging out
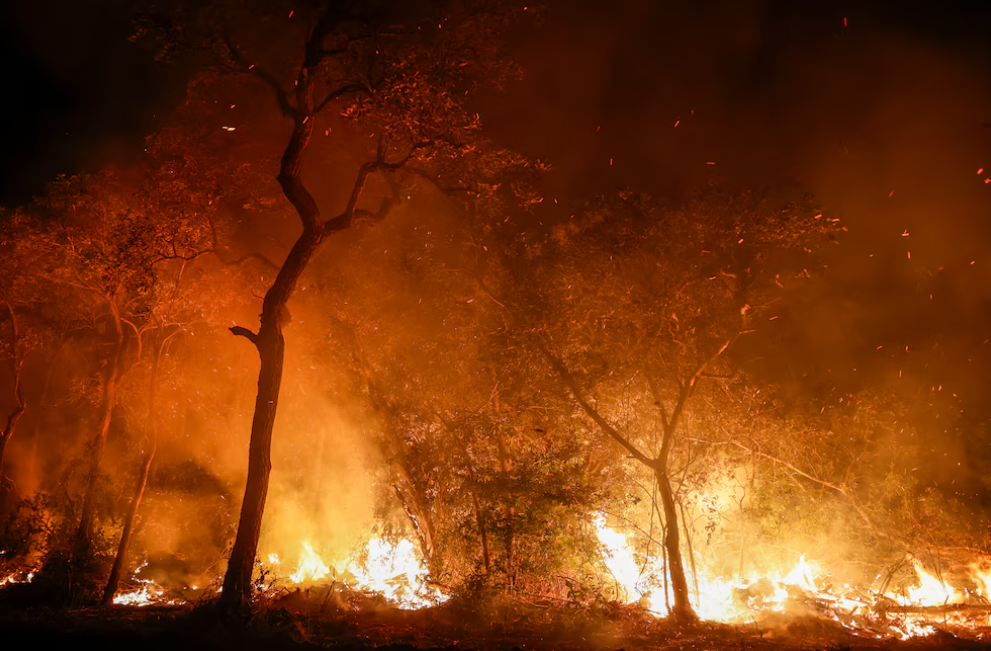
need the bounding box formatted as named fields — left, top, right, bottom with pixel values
left=875, top=602, right=991, bottom=615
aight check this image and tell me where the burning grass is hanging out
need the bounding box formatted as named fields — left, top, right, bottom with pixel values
left=1, top=587, right=990, bottom=651
left=7, top=520, right=991, bottom=647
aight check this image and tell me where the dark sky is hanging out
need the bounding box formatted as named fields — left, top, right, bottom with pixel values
left=0, top=0, right=171, bottom=206
left=2, top=0, right=991, bottom=490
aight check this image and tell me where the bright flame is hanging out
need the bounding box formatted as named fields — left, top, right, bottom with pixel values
left=278, top=536, right=447, bottom=609
left=782, top=555, right=818, bottom=593
left=349, top=537, right=446, bottom=609
left=903, top=559, right=958, bottom=607
left=0, top=570, right=33, bottom=587
left=593, top=514, right=647, bottom=603
left=289, top=541, right=330, bottom=583
left=113, top=583, right=158, bottom=606
left=969, top=563, right=991, bottom=612
left=112, top=562, right=180, bottom=607
left=590, top=515, right=982, bottom=640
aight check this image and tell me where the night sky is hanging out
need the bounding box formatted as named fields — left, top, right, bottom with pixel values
left=2, top=1, right=991, bottom=490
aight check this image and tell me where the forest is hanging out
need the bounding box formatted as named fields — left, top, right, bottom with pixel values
left=2, top=1, right=991, bottom=649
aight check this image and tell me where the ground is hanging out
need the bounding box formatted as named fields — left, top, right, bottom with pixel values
left=2, top=590, right=991, bottom=651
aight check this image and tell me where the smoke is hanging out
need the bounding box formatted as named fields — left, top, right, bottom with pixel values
left=476, top=0, right=991, bottom=500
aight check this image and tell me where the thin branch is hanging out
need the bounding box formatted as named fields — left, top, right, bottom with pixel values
left=2, top=358, right=26, bottom=441
left=202, top=214, right=280, bottom=272
left=644, top=373, right=671, bottom=435
left=222, top=32, right=298, bottom=119
left=405, top=167, right=476, bottom=197
left=726, top=439, right=882, bottom=536
left=315, top=83, right=367, bottom=113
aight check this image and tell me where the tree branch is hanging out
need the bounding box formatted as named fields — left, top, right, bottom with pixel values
left=534, top=339, right=655, bottom=469
left=726, top=439, right=884, bottom=537
left=644, top=373, right=671, bottom=435
left=315, top=82, right=367, bottom=113
left=229, top=325, right=259, bottom=347
left=405, top=167, right=476, bottom=197
left=222, top=32, right=298, bottom=119
left=323, top=140, right=432, bottom=233
left=198, top=215, right=280, bottom=272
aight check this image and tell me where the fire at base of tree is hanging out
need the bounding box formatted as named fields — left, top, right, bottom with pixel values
left=1, top=1, right=991, bottom=649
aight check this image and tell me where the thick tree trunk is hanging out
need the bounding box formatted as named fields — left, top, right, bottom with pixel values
left=217, top=105, right=353, bottom=613
left=219, top=323, right=286, bottom=613
left=654, top=467, right=697, bottom=624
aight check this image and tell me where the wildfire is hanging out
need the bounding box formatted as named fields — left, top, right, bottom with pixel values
left=112, top=561, right=181, bottom=607
left=0, top=569, right=34, bottom=587
left=349, top=537, right=446, bottom=609
left=592, top=515, right=990, bottom=639
left=594, top=514, right=647, bottom=603
left=289, top=541, right=330, bottom=583
left=273, top=535, right=448, bottom=609
left=110, top=533, right=446, bottom=609
left=900, top=559, right=960, bottom=607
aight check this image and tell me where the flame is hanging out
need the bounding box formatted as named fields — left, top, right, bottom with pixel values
left=112, top=562, right=180, bottom=607
left=902, top=559, right=959, bottom=607
left=112, top=582, right=159, bottom=606
left=0, top=570, right=34, bottom=587
left=591, top=515, right=990, bottom=639
left=349, top=537, right=447, bottom=609
left=277, top=536, right=447, bottom=609
left=289, top=541, right=330, bottom=583
left=594, top=514, right=647, bottom=603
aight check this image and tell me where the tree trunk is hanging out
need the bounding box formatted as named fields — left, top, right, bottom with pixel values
left=103, top=331, right=167, bottom=606
left=0, top=427, right=20, bottom=489
left=390, top=461, right=436, bottom=561
left=74, top=302, right=124, bottom=560
left=0, top=302, right=26, bottom=500
left=494, top=426, right=516, bottom=587
left=102, top=442, right=155, bottom=606
left=470, top=489, right=491, bottom=572
left=0, top=385, right=25, bottom=487
left=219, top=321, right=286, bottom=614
left=218, top=106, right=349, bottom=614
left=218, top=9, right=410, bottom=611
left=654, top=466, right=697, bottom=624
